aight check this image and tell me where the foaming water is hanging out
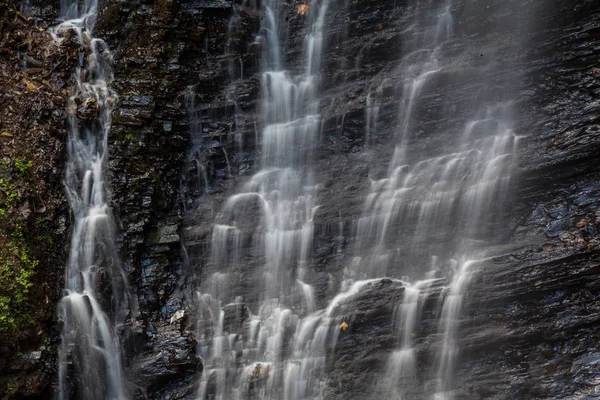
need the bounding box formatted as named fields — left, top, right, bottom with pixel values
left=54, top=1, right=129, bottom=399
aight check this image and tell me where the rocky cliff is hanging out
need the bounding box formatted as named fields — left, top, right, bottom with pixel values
left=0, top=2, right=76, bottom=396
left=1, top=0, right=599, bottom=398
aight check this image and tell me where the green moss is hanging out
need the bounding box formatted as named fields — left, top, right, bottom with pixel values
left=0, top=223, right=38, bottom=334
left=122, top=127, right=134, bottom=141
left=13, top=157, right=33, bottom=179
left=0, top=178, right=37, bottom=334
left=0, top=178, right=19, bottom=217
left=5, top=381, right=17, bottom=396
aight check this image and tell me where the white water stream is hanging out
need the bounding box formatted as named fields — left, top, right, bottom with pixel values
left=54, top=1, right=129, bottom=399
left=196, top=1, right=330, bottom=399
left=37, top=0, right=538, bottom=397
left=194, top=0, right=524, bottom=399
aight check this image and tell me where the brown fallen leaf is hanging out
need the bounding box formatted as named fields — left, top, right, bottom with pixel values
left=25, top=68, right=43, bottom=74
left=0, top=131, right=13, bottom=137
left=298, top=2, right=308, bottom=16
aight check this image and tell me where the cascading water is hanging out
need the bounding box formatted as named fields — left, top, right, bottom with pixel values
left=380, top=277, right=437, bottom=399
left=53, top=1, right=129, bottom=399
left=194, top=0, right=531, bottom=399
left=195, top=1, right=329, bottom=398
left=354, top=1, right=524, bottom=398
left=0, top=0, right=587, bottom=396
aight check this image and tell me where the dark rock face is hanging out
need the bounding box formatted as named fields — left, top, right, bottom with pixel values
left=92, top=0, right=600, bottom=398
left=93, top=0, right=261, bottom=397
left=2, top=0, right=600, bottom=398
left=0, top=2, right=78, bottom=397
left=173, top=0, right=600, bottom=398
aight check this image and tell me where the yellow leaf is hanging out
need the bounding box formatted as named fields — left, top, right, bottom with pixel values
left=340, top=321, right=348, bottom=331
left=83, top=97, right=97, bottom=108
left=0, top=131, right=13, bottom=137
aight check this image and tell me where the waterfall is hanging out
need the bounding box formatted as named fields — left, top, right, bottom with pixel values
left=0, top=0, right=588, bottom=395
left=53, top=1, right=129, bottom=399
left=383, top=278, right=438, bottom=397
left=195, top=1, right=330, bottom=398
left=354, top=1, right=523, bottom=398
left=192, top=0, right=531, bottom=398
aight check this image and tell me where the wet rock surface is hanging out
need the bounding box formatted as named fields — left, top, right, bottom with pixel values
left=1, top=0, right=600, bottom=398
left=0, top=2, right=79, bottom=396
left=175, top=0, right=600, bottom=398
left=92, top=0, right=261, bottom=396
left=107, top=0, right=600, bottom=397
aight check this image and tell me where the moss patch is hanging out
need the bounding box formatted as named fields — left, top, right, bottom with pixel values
left=0, top=219, right=39, bottom=334
left=0, top=165, right=39, bottom=334
left=0, top=0, right=78, bottom=396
